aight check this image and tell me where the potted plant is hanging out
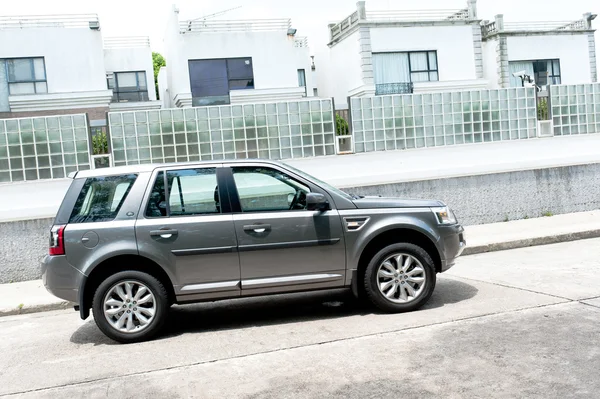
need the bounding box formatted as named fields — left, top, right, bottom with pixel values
left=335, top=114, right=353, bottom=154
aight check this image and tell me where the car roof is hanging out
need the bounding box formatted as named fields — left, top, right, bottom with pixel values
left=72, top=159, right=287, bottom=179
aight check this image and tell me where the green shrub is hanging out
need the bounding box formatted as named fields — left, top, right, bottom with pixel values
left=336, top=114, right=349, bottom=136
left=92, top=132, right=109, bottom=155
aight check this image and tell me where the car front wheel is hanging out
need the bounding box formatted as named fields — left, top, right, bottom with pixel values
left=92, top=271, right=169, bottom=343
left=363, top=243, right=436, bottom=313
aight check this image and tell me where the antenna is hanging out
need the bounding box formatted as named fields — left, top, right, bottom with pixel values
left=191, top=6, right=242, bottom=22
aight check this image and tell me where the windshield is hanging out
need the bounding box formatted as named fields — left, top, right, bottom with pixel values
left=284, top=164, right=354, bottom=201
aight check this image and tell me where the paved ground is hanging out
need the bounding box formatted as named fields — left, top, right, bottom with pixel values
left=3, top=134, right=600, bottom=222
left=1, top=239, right=599, bottom=398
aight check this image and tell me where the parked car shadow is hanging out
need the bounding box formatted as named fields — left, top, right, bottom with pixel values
left=70, top=278, right=477, bottom=345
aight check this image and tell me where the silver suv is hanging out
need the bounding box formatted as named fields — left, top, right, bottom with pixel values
left=42, top=160, right=465, bottom=343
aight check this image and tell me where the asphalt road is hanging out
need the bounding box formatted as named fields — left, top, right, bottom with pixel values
left=1, top=239, right=600, bottom=398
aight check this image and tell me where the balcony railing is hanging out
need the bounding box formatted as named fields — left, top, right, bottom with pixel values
left=366, top=8, right=470, bottom=22
left=294, top=36, right=308, bottom=48
left=482, top=17, right=592, bottom=38
left=330, top=7, right=472, bottom=42
left=180, top=19, right=291, bottom=34
left=375, top=83, right=414, bottom=96
left=104, top=36, right=150, bottom=49
left=0, top=14, right=99, bottom=29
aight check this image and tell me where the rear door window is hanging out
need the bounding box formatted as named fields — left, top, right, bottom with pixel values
left=69, top=174, right=138, bottom=223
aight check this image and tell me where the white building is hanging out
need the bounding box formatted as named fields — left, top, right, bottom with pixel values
left=318, top=0, right=487, bottom=109
left=161, top=5, right=316, bottom=109
left=0, top=14, right=159, bottom=122
left=103, top=36, right=161, bottom=111
left=482, top=14, right=597, bottom=89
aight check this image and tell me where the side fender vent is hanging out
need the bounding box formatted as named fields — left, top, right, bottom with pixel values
left=344, top=217, right=370, bottom=232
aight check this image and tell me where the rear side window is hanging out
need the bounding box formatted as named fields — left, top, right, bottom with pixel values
left=69, top=174, right=138, bottom=223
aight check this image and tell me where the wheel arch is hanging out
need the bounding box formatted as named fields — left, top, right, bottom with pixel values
left=79, top=255, right=176, bottom=320
left=352, top=227, right=442, bottom=298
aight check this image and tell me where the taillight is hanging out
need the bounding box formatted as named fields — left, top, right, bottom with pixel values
left=49, top=225, right=66, bottom=256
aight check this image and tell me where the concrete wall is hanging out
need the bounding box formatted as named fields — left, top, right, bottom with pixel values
left=0, top=27, right=107, bottom=94
left=3, top=162, right=600, bottom=283
left=343, top=163, right=600, bottom=226
left=370, top=25, right=478, bottom=82
left=482, top=38, right=500, bottom=89
left=507, top=34, right=592, bottom=85
left=318, top=30, right=363, bottom=109
left=0, top=217, right=53, bottom=284
left=104, top=47, right=157, bottom=101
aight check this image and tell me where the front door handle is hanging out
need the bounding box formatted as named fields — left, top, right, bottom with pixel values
left=150, top=228, right=179, bottom=239
left=243, top=224, right=271, bottom=234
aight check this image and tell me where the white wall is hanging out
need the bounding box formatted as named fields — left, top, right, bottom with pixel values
left=166, top=27, right=310, bottom=100
left=157, top=66, right=169, bottom=108
left=293, top=46, right=315, bottom=97
left=0, top=27, right=107, bottom=93
left=104, top=47, right=156, bottom=101
left=370, top=25, right=478, bottom=82
left=507, top=34, right=592, bottom=85
left=317, top=30, right=363, bottom=109
left=483, top=39, right=500, bottom=89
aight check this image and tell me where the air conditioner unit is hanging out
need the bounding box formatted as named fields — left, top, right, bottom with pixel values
left=537, top=120, right=554, bottom=138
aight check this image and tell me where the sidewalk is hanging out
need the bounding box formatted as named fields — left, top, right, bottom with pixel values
left=2, top=209, right=600, bottom=317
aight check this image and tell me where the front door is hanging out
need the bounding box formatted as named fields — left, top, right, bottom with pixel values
left=135, top=166, right=240, bottom=301
left=225, top=164, right=346, bottom=295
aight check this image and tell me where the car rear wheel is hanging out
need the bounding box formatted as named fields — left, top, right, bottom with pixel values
left=363, top=243, right=436, bottom=313
left=92, top=271, right=169, bottom=343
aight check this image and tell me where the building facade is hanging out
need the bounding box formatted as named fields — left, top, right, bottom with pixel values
left=161, top=6, right=316, bottom=109
left=318, top=0, right=486, bottom=109
left=482, top=14, right=597, bottom=89
left=0, top=14, right=158, bottom=123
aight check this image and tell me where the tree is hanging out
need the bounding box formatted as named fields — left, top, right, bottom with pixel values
left=152, top=52, right=166, bottom=100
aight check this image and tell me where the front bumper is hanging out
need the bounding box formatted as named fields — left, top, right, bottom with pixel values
left=41, top=255, right=84, bottom=304
left=438, top=224, right=466, bottom=272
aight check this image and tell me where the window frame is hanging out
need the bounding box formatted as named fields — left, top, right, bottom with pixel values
left=227, top=165, right=317, bottom=214
left=107, top=71, right=149, bottom=103
left=509, top=58, right=561, bottom=87
left=188, top=57, right=255, bottom=106
left=297, top=69, right=307, bottom=97
left=68, top=174, right=138, bottom=224
left=5, top=57, right=48, bottom=95
left=372, top=50, right=439, bottom=84
left=143, top=167, right=232, bottom=219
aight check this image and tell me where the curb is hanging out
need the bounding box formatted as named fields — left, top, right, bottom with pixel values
left=0, top=301, right=73, bottom=318
left=462, top=229, right=600, bottom=256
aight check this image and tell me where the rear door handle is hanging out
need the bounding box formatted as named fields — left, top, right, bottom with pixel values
left=243, top=224, right=271, bottom=234
left=150, top=229, right=179, bottom=239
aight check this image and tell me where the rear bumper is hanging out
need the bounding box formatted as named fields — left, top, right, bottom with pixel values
left=438, top=224, right=466, bottom=272
left=41, top=255, right=84, bottom=304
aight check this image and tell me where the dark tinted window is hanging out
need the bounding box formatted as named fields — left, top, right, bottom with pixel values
left=146, top=171, right=166, bottom=218
left=189, top=58, right=254, bottom=106
left=69, top=174, right=137, bottom=223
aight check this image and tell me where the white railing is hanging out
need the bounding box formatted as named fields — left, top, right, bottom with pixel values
left=330, top=11, right=359, bottom=41
left=0, top=14, right=99, bottom=29
left=180, top=19, right=291, bottom=34
left=481, top=21, right=497, bottom=37
left=503, top=20, right=588, bottom=31
left=294, top=36, right=308, bottom=48
left=104, top=36, right=150, bottom=49
left=366, top=8, right=470, bottom=22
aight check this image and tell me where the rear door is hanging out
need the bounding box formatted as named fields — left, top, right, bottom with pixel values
left=135, top=166, right=240, bottom=302
left=224, top=163, right=346, bottom=295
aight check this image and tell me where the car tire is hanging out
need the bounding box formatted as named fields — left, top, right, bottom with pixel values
left=92, top=271, right=169, bottom=344
left=363, top=243, right=436, bottom=313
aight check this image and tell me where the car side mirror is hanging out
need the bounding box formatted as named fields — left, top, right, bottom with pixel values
left=306, top=193, right=330, bottom=212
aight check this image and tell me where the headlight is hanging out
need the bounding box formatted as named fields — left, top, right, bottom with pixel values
left=432, top=207, right=457, bottom=225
